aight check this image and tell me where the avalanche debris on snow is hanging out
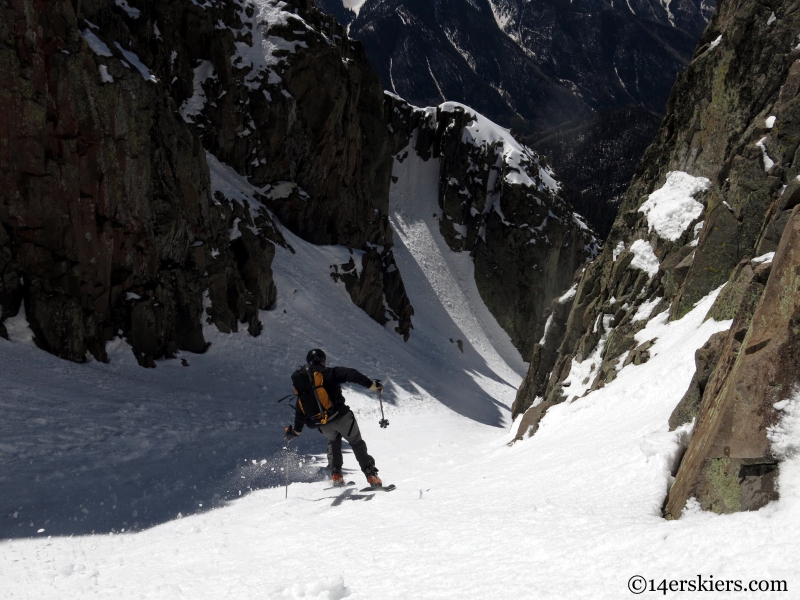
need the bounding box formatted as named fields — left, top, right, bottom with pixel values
left=638, top=171, right=710, bottom=241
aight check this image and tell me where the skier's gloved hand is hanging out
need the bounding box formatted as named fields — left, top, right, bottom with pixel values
left=284, top=426, right=300, bottom=441
left=369, top=379, right=383, bottom=392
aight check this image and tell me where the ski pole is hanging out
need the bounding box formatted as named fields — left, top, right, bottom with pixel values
left=378, top=388, right=389, bottom=428
left=285, top=438, right=291, bottom=499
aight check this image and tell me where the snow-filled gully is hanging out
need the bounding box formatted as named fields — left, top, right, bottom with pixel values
left=2, top=150, right=800, bottom=600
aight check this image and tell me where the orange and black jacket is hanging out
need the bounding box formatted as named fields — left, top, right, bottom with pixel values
left=293, top=366, right=373, bottom=432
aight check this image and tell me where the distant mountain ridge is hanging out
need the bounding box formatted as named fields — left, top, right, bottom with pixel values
left=315, top=0, right=713, bottom=235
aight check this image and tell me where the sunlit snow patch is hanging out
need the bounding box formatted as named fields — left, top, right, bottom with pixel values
left=752, top=252, right=776, bottom=265
left=638, top=171, right=710, bottom=241
left=769, top=389, right=800, bottom=461
left=631, top=296, right=662, bottom=323
left=612, top=240, right=625, bottom=261
left=439, top=101, right=559, bottom=194
left=756, top=137, right=775, bottom=171
left=629, top=239, right=660, bottom=278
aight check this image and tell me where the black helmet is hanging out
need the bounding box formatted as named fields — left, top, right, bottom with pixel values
left=306, top=348, right=326, bottom=365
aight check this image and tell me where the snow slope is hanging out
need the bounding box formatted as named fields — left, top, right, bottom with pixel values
left=3, top=153, right=800, bottom=597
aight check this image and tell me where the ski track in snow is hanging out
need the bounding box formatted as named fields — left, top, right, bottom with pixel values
left=3, top=276, right=799, bottom=598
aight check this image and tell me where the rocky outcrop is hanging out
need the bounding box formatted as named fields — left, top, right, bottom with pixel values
left=317, top=0, right=713, bottom=236
left=386, top=96, right=599, bottom=359
left=0, top=0, right=258, bottom=366
left=0, top=0, right=415, bottom=364
left=664, top=209, right=799, bottom=517
left=512, top=0, right=800, bottom=517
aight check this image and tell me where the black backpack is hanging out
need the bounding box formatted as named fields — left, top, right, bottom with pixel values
left=291, top=365, right=336, bottom=425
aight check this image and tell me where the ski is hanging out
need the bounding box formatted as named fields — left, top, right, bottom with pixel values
left=359, top=484, right=396, bottom=492
left=323, top=481, right=355, bottom=490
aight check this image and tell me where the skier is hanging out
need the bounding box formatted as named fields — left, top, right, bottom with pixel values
left=284, top=349, right=385, bottom=487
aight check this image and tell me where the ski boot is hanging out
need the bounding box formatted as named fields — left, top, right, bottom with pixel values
left=365, top=466, right=382, bottom=488
left=331, top=468, right=346, bottom=488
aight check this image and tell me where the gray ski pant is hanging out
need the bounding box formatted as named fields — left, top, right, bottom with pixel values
left=317, top=410, right=375, bottom=473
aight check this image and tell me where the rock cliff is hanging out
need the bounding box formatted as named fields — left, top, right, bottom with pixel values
left=386, top=96, right=599, bottom=359
left=512, top=0, right=800, bottom=517
left=0, top=0, right=415, bottom=363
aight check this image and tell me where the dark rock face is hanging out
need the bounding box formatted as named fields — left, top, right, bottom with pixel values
left=137, top=0, right=416, bottom=339
left=512, top=0, right=800, bottom=516
left=0, top=0, right=244, bottom=366
left=317, top=0, right=712, bottom=235
left=330, top=247, right=413, bottom=339
left=387, top=96, right=599, bottom=359
left=326, top=0, right=710, bottom=128
left=0, top=0, right=414, bottom=364
left=532, top=105, right=664, bottom=238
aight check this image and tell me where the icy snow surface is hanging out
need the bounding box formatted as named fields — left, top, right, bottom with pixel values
left=639, top=171, right=710, bottom=241
left=3, top=156, right=800, bottom=599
